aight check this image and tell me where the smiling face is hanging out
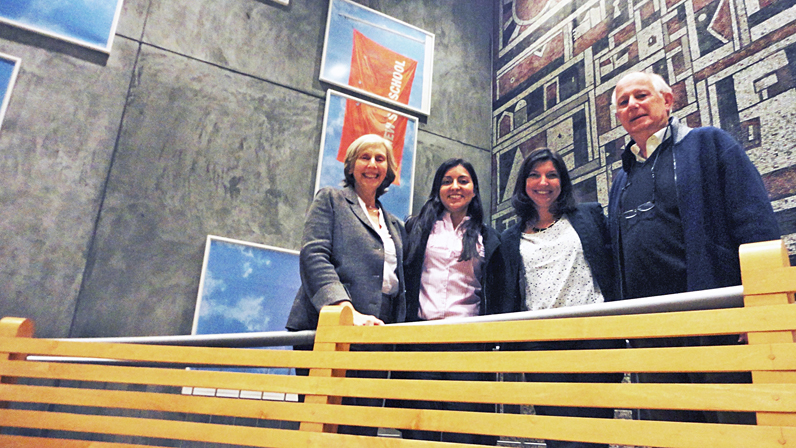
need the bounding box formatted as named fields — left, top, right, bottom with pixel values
left=350, top=144, right=389, bottom=197
left=439, top=164, right=475, bottom=219
left=525, top=160, right=561, bottom=213
left=614, top=73, right=673, bottom=144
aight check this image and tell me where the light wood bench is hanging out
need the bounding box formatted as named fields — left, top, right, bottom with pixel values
left=1, top=239, right=795, bottom=447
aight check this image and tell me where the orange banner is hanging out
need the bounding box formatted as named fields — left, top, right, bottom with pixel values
left=337, top=29, right=418, bottom=184
left=348, top=29, right=418, bottom=106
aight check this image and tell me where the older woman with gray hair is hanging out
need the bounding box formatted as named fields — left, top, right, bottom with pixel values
left=286, top=134, right=406, bottom=436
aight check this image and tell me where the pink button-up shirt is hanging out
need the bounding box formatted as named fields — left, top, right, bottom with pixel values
left=418, top=213, right=484, bottom=320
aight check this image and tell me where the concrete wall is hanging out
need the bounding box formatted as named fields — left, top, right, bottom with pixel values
left=490, top=0, right=796, bottom=265
left=0, top=0, right=494, bottom=338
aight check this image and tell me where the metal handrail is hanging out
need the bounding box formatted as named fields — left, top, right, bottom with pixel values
left=58, top=285, right=743, bottom=347
left=58, top=329, right=317, bottom=347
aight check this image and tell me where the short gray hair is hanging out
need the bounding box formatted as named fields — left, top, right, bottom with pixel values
left=611, top=71, right=673, bottom=107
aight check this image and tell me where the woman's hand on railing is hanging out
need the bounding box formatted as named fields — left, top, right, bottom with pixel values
left=336, top=301, right=385, bottom=326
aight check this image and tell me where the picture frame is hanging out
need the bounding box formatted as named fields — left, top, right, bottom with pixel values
left=319, top=0, right=435, bottom=115
left=0, top=52, right=20, bottom=133
left=185, top=235, right=301, bottom=400
left=316, top=89, right=418, bottom=220
left=0, top=0, right=124, bottom=53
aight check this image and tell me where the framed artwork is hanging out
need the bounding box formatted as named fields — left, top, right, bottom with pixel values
left=316, top=89, right=418, bottom=220
left=0, top=0, right=124, bottom=53
left=319, top=0, right=435, bottom=115
left=186, top=235, right=301, bottom=400
left=0, top=53, right=20, bottom=132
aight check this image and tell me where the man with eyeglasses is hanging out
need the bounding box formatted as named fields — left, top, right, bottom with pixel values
left=607, top=71, right=780, bottom=424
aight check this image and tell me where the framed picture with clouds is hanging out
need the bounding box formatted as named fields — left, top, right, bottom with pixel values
left=186, top=235, right=301, bottom=400
left=0, top=0, right=124, bottom=53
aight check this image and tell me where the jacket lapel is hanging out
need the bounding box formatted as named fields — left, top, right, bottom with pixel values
left=343, top=186, right=378, bottom=234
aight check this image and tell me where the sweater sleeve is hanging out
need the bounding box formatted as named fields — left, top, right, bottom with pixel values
left=712, top=129, right=781, bottom=245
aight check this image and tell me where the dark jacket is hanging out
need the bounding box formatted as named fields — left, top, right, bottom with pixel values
left=286, top=186, right=407, bottom=331
left=403, top=217, right=506, bottom=321
left=501, top=202, right=616, bottom=313
left=607, top=116, right=781, bottom=298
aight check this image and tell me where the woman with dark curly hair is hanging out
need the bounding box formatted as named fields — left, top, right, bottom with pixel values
left=501, top=148, right=623, bottom=448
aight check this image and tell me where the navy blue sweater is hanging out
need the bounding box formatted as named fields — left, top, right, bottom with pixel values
left=608, top=116, right=781, bottom=298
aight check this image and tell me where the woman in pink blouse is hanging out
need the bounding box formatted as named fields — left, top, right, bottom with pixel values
left=396, top=158, right=505, bottom=445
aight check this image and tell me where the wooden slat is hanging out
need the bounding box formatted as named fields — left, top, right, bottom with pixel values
left=0, top=359, right=296, bottom=393
left=0, top=408, right=481, bottom=448
left=0, top=336, right=298, bottom=368
left=755, top=414, right=796, bottom=427
left=749, top=331, right=795, bottom=344
left=3, top=378, right=796, bottom=415
left=4, top=342, right=796, bottom=375
left=0, top=383, right=302, bottom=421
left=515, top=416, right=796, bottom=448
left=316, top=304, right=796, bottom=344
left=0, top=435, right=159, bottom=448
left=289, top=343, right=796, bottom=373
left=3, top=406, right=795, bottom=448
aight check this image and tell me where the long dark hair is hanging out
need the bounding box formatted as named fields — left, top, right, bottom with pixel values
left=406, top=159, right=485, bottom=264
left=510, top=148, right=576, bottom=225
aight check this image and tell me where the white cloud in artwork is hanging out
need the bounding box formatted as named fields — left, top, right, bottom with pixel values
left=327, top=62, right=349, bottom=81
left=327, top=105, right=345, bottom=133
left=231, top=243, right=278, bottom=278
left=234, top=244, right=256, bottom=259
left=242, top=261, right=253, bottom=278
left=200, top=269, right=226, bottom=299
left=201, top=294, right=270, bottom=332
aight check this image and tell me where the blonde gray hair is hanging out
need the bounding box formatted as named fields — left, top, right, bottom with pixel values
left=342, top=134, right=398, bottom=197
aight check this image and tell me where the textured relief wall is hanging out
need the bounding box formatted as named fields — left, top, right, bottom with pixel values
left=491, top=0, right=796, bottom=261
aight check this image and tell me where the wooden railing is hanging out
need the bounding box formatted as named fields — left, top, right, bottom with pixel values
left=0, top=239, right=794, bottom=447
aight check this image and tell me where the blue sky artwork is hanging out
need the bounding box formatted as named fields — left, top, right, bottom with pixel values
left=323, top=0, right=430, bottom=111
left=0, top=0, right=119, bottom=50
left=195, top=239, right=299, bottom=337
left=0, top=57, right=16, bottom=102
left=317, top=92, right=417, bottom=220
left=193, top=238, right=300, bottom=376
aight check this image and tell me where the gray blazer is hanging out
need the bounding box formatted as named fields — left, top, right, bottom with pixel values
left=286, top=186, right=407, bottom=331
